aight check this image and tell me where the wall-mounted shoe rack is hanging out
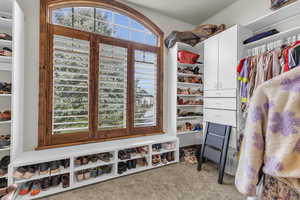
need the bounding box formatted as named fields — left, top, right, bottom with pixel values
left=9, top=135, right=179, bottom=199
left=168, top=42, right=204, bottom=147
left=0, top=0, right=13, bottom=192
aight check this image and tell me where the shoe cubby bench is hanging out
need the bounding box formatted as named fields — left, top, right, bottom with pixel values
left=9, top=135, right=179, bottom=199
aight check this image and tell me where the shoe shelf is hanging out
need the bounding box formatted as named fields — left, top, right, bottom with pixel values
left=73, top=173, right=114, bottom=188
left=177, top=105, right=203, bottom=108
left=177, top=130, right=202, bottom=135
left=177, top=94, right=203, bottom=97
left=0, top=64, right=11, bottom=72
left=0, top=94, right=11, bottom=97
left=152, top=148, right=176, bottom=155
left=10, top=135, right=179, bottom=199
left=118, top=154, right=148, bottom=162
left=177, top=116, right=203, bottom=120
left=152, top=160, right=177, bottom=169
left=0, top=39, right=12, bottom=47
left=118, top=166, right=149, bottom=176
left=16, top=183, right=70, bottom=200
left=177, top=73, right=203, bottom=78
left=14, top=167, right=70, bottom=184
left=169, top=42, right=204, bottom=147
left=0, top=56, right=12, bottom=63
left=74, top=160, right=115, bottom=171
left=177, top=82, right=203, bottom=87
left=0, top=120, right=11, bottom=124
left=0, top=147, right=10, bottom=152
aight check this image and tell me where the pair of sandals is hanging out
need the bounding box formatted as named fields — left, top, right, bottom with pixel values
left=0, top=135, right=10, bottom=150
left=0, top=156, right=10, bottom=177
left=0, top=48, right=12, bottom=57
left=0, top=82, right=11, bottom=94
left=13, top=159, right=70, bottom=180
left=19, top=174, right=69, bottom=196
left=178, top=66, right=201, bottom=75
left=0, top=111, right=10, bottom=121
left=0, top=34, right=12, bottom=41
left=75, top=152, right=113, bottom=166
left=153, top=153, right=173, bottom=165
left=152, top=144, right=162, bottom=152
left=178, top=76, right=202, bottom=84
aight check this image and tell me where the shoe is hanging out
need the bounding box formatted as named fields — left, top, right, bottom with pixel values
left=75, top=157, right=82, bottom=166
left=161, top=154, right=168, bottom=164
left=117, top=162, right=127, bottom=174
left=132, top=160, right=137, bottom=169
left=13, top=167, right=26, bottom=179
left=23, top=165, right=37, bottom=179
left=30, top=181, right=41, bottom=196
left=61, top=159, right=70, bottom=168
left=61, top=174, right=70, bottom=188
left=166, top=152, right=172, bottom=162
left=0, top=33, right=12, bottom=41
left=39, top=163, right=49, bottom=175
left=50, top=161, right=60, bottom=174
left=90, top=155, right=98, bottom=163
left=51, top=175, right=61, bottom=186
left=126, top=160, right=132, bottom=169
left=40, top=177, right=50, bottom=191
left=19, top=182, right=32, bottom=196
left=75, top=172, right=84, bottom=182
left=0, top=178, right=7, bottom=189
left=102, top=165, right=112, bottom=174
left=81, top=156, right=89, bottom=165
left=90, top=168, right=98, bottom=178
left=97, top=167, right=103, bottom=176
left=84, top=170, right=91, bottom=180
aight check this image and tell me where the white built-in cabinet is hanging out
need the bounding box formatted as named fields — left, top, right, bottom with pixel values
left=203, top=25, right=252, bottom=175
left=204, top=25, right=238, bottom=92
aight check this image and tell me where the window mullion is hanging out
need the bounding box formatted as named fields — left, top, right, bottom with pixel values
left=89, top=34, right=98, bottom=139
left=127, top=44, right=134, bottom=135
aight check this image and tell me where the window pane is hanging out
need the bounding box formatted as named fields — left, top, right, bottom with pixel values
left=131, top=31, right=145, bottom=43
left=52, top=8, right=73, bottom=27
left=95, top=8, right=112, bottom=23
left=52, top=35, right=90, bottom=134
left=131, top=20, right=146, bottom=31
left=95, top=21, right=113, bottom=37
left=134, top=50, right=157, bottom=127
left=74, top=7, right=94, bottom=32
left=98, top=44, right=127, bottom=130
left=51, top=7, right=159, bottom=46
left=114, top=26, right=130, bottom=40
left=145, top=34, right=157, bottom=46
left=114, top=13, right=130, bottom=26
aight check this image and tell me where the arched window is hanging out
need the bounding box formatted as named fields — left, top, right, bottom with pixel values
left=38, top=0, right=164, bottom=149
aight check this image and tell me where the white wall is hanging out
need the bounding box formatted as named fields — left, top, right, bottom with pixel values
left=203, top=0, right=300, bottom=32
left=18, top=0, right=195, bottom=151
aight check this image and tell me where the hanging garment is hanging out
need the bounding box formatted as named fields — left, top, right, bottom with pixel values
left=235, top=67, right=300, bottom=196
left=290, top=44, right=300, bottom=69
left=262, top=175, right=300, bottom=200
left=239, top=58, right=250, bottom=103
left=272, top=48, right=282, bottom=77
left=254, top=54, right=267, bottom=90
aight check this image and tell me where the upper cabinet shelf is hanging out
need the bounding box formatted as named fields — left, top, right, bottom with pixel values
left=244, top=0, right=300, bottom=32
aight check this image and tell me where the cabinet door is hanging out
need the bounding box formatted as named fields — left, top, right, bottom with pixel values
left=204, top=36, right=219, bottom=91
left=218, top=26, right=238, bottom=90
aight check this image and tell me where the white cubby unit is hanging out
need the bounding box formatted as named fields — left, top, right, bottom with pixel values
left=9, top=135, right=179, bottom=199
left=168, top=42, right=204, bottom=147
left=0, top=0, right=13, bottom=190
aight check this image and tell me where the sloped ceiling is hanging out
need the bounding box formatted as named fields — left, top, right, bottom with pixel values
left=123, top=0, right=238, bottom=25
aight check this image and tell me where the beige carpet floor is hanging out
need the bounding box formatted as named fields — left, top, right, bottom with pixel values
left=40, top=162, right=244, bottom=200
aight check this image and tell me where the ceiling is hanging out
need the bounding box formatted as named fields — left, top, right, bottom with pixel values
left=124, top=0, right=239, bottom=25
